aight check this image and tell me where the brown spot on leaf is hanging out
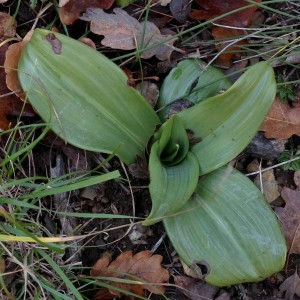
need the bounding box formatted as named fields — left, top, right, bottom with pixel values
left=46, top=33, right=62, bottom=54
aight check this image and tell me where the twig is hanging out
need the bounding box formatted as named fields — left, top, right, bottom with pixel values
left=246, top=156, right=300, bottom=176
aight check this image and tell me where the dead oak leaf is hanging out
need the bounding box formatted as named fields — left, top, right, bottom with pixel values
left=59, top=0, right=114, bottom=25
left=80, top=8, right=177, bottom=60
left=275, top=187, right=300, bottom=255
left=211, top=26, right=248, bottom=68
left=91, top=250, right=170, bottom=298
left=189, top=0, right=261, bottom=67
left=260, top=97, right=300, bottom=140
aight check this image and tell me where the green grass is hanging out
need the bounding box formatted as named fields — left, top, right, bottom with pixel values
left=0, top=0, right=299, bottom=298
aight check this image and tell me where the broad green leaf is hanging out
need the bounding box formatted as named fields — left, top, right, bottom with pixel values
left=178, top=62, right=276, bottom=175
left=143, top=141, right=199, bottom=226
left=18, top=29, right=160, bottom=165
left=163, top=165, right=286, bottom=287
left=158, top=58, right=232, bottom=120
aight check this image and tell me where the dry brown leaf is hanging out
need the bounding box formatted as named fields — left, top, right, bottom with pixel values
left=248, top=159, right=280, bottom=203
left=4, top=30, right=34, bottom=99
left=0, top=27, right=34, bottom=131
left=190, top=0, right=261, bottom=27
left=275, top=187, right=300, bottom=255
left=211, top=27, right=248, bottom=68
left=189, top=0, right=261, bottom=67
left=260, top=97, right=300, bottom=139
left=279, top=271, right=300, bottom=300
left=80, top=8, right=177, bottom=60
left=254, top=169, right=280, bottom=203
left=91, top=250, right=170, bottom=298
left=59, top=0, right=114, bottom=25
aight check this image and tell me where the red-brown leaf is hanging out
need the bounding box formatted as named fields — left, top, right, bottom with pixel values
left=59, top=0, right=115, bottom=25
left=91, top=250, right=170, bottom=298
left=189, top=0, right=261, bottom=67
left=190, top=0, right=261, bottom=27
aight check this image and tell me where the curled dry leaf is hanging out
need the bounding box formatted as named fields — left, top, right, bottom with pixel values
left=0, top=23, right=34, bottom=131
left=189, top=0, right=261, bottom=67
left=275, top=187, right=300, bottom=255
left=4, top=30, right=34, bottom=99
left=260, top=97, right=300, bottom=139
left=80, top=8, right=177, bottom=60
left=91, top=250, right=170, bottom=298
left=59, top=0, right=114, bottom=25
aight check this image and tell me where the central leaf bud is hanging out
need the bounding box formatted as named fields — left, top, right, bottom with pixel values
left=152, top=115, right=189, bottom=166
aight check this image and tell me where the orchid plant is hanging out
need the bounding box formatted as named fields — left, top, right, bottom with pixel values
left=18, top=29, right=286, bottom=286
